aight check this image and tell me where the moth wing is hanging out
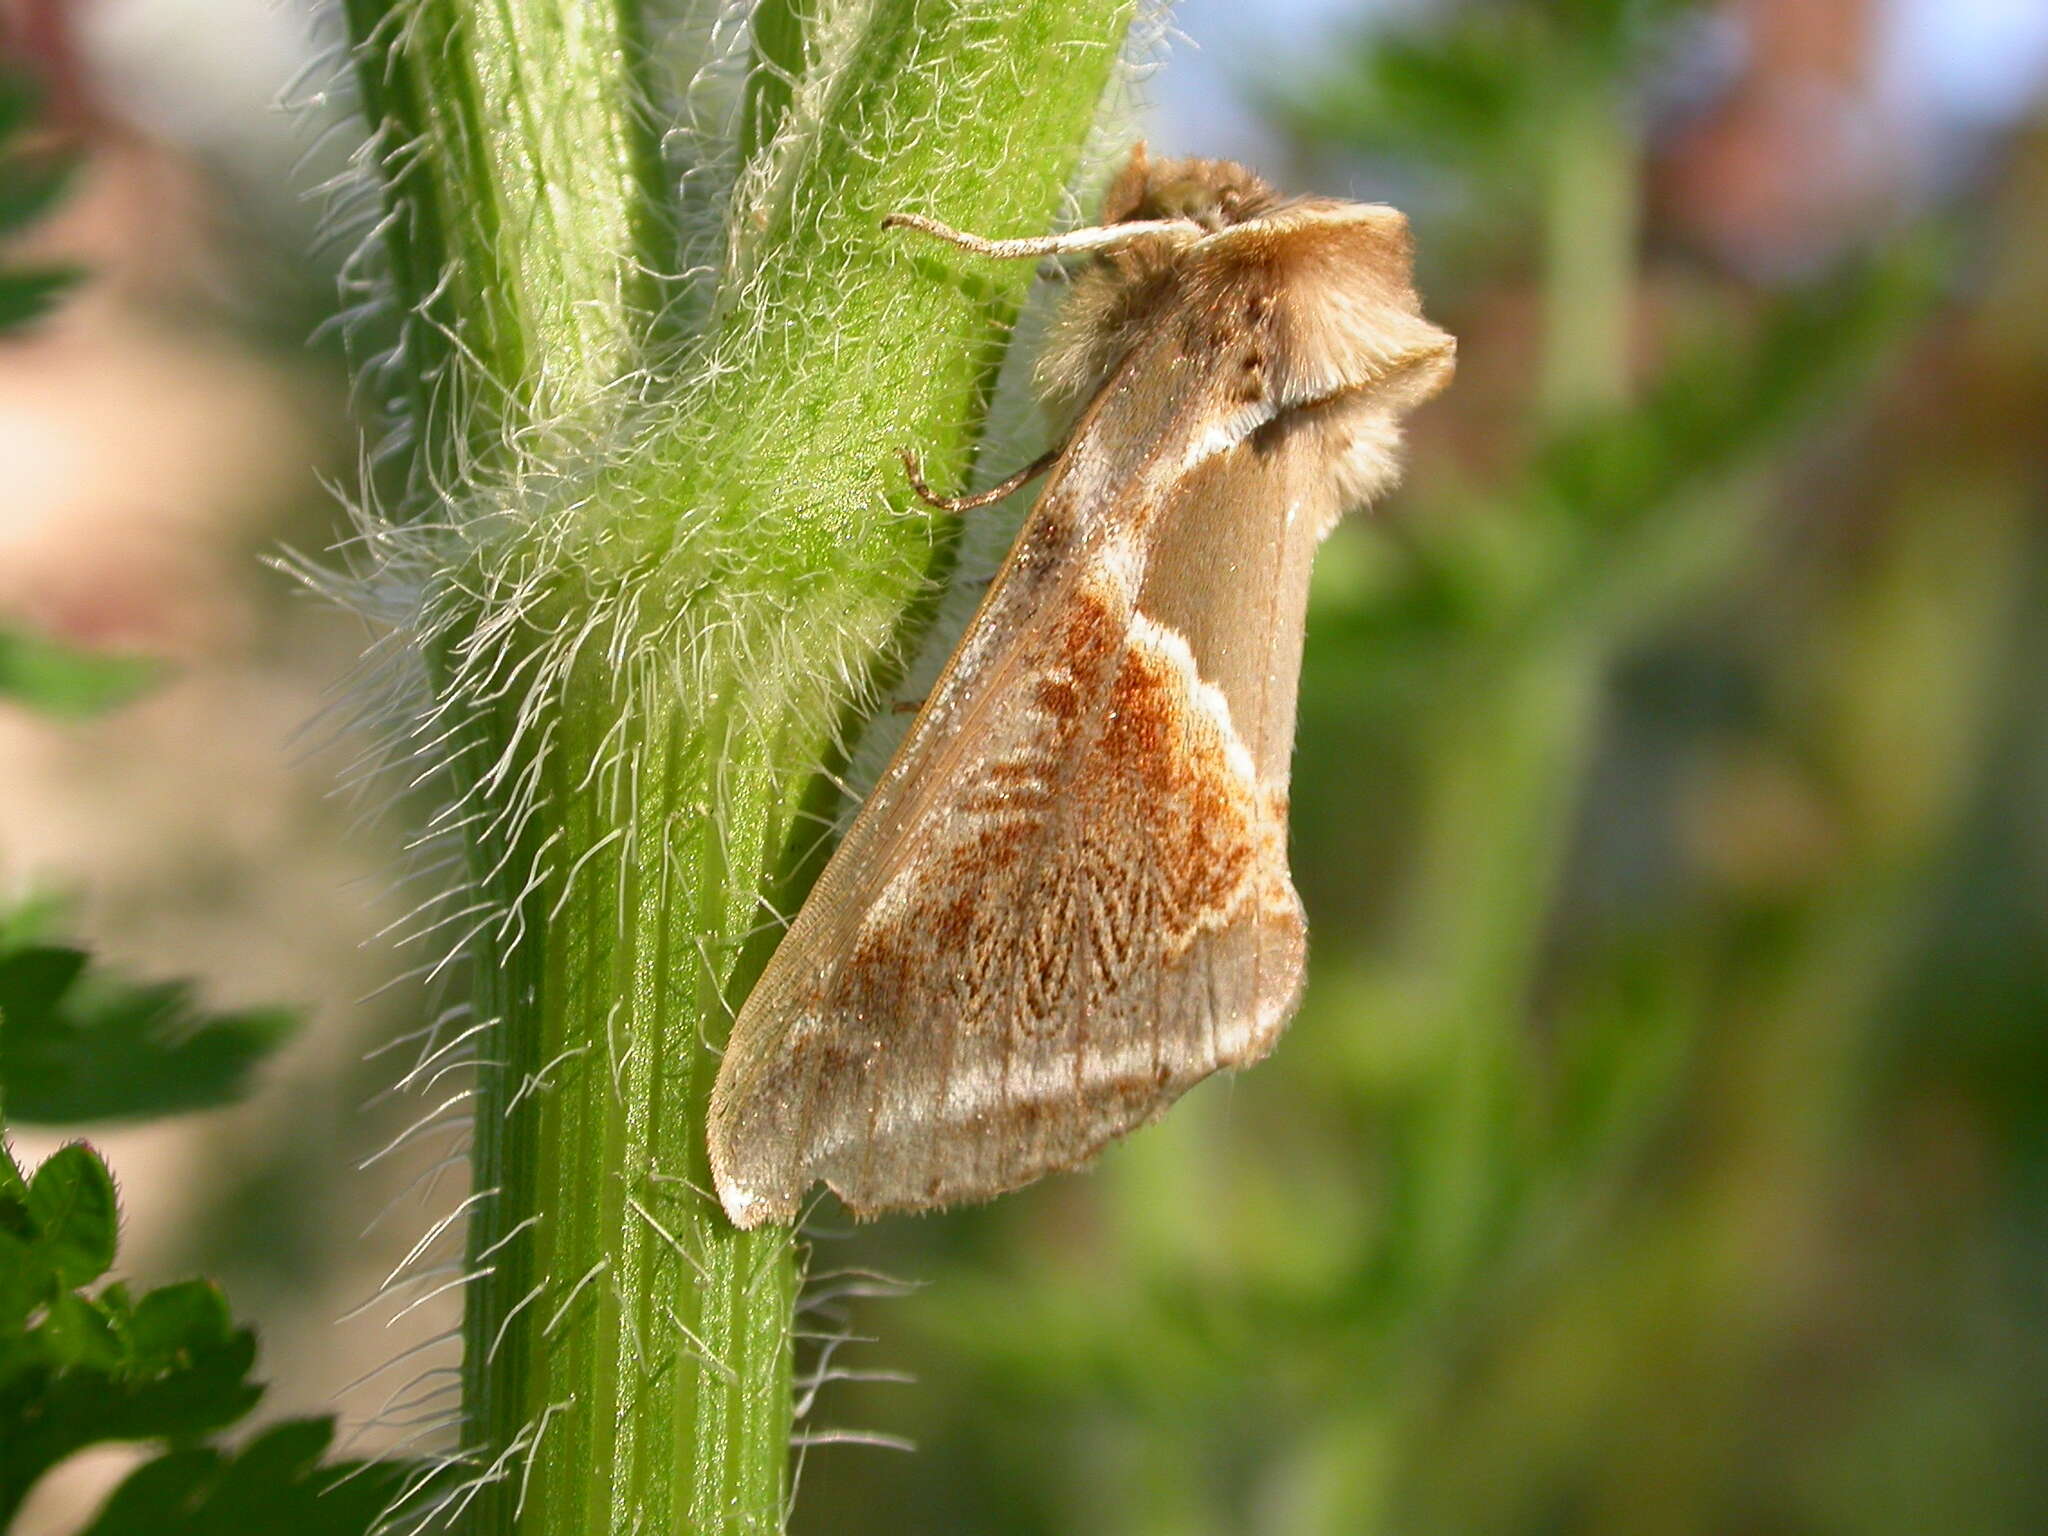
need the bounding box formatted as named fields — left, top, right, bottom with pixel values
left=708, top=198, right=1457, bottom=1227
left=709, top=461, right=1316, bottom=1228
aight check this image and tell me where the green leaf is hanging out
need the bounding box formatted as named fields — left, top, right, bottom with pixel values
left=22, top=1141, right=118, bottom=1289
left=126, top=1280, right=237, bottom=1366
left=77, top=1419, right=416, bottom=1536
left=0, top=153, right=76, bottom=238
left=38, top=1289, right=123, bottom=1370
left=0, top=933, right=298, bottom=1124
left=0, top=1273, right=263, bottom=1518
left=0, top=890, right=69, bottom=949
left=0, top=1238, right=32, bottom=1356
left=0, top=1144, right=253, bottom=1517
left=0, top=72, right=84, bottom=337
left=0, top=1144, right=31, bottom=1329
left=0, top=625, right=159, bottom=718
left=0, top=1143, right=419, bottom=1530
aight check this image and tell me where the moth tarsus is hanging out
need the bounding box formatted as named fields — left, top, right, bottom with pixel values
left=713, top=145, right=1455, bottom=1230
left=899, top=444, right=1063, bottom=514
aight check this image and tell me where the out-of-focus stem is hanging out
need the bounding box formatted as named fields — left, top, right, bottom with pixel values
left=1403, top=66, right=1641, bottom=1294
left=1538, top=74, right=1638, bottom=422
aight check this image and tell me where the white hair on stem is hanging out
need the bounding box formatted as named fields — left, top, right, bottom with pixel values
left=284, top=0, right=1180, bottom=1527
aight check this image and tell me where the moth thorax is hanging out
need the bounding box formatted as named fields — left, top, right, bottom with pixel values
left=1101, top=148, right=1279, bottom=231
left=1034, top=153, right=1284, bottom=424
left=1033, top=265, right=1174, bottom=426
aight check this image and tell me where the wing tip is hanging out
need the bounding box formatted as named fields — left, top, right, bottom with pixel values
left=713, top=1163, right=933, bottom=1228
left=708, top=1107, right=801, bottom=1229
left=713, top=1171, right=796, bottom=1231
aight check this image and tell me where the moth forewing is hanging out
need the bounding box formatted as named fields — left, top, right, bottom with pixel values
left=708, top=152, right=1454, bottom=1229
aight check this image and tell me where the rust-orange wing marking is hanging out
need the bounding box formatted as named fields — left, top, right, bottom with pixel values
left=708, top=186, right=1453, bottom=1226
left=710, top=543, right=1303, bottom=1222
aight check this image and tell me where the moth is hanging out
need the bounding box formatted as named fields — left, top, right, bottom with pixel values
left=709, top=146, right=1454, bottom=1228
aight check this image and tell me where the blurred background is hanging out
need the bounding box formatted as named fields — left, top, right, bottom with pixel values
left=3, top=0, right=2045, bottom=1532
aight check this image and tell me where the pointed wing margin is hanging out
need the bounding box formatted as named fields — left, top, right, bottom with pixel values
left=709, top=446, right=1328, bottom=1225
left=706, top=200, right=1450, bottom=1225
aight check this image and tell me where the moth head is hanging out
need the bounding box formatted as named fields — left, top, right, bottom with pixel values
left=1036, top=151, right=1455, bottom=481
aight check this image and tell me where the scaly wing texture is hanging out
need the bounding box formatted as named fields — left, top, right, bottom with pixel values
left=710, top=535, right=1304, bottom=1223
left=709, top=197, right=1453, bottom=1225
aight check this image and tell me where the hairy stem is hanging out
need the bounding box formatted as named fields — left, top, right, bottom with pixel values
left=343, top=0, right=1137, bottom=1529
left=341, top=0, right=664, bottom=478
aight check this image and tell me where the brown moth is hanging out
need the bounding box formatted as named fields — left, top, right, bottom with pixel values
left=708, top=145, right=1454, bottom=1228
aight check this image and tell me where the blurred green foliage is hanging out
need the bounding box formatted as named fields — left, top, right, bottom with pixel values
left=790, top=4, right=2048, bottom=1534
left=0, top=630, right=158, bottom=721
left=0, top=892, right=394, bottom=1533
left=0, top=904, right=412, bottom=1536
left=0, top=78, right=80, bottom=333
left=0, top=921, right=299, bottom=1125
left=0, top=92, right=161, bottom=727
left=72, top=1419, right=410, bottom=1536
left=0, top=69, right=400, bottom=1523
left=0, top=1141, right=413, bottom=1531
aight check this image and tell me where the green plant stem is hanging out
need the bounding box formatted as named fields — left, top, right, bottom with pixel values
left=341, top=0, right=664, bottom=475
left=1401, top=67, right=1642, bottom=1295
left=1537, top=73, right=1636, bottom=421
left=347, top=1, right=1136, bottom=1530
left=1401, top=635, right=1605, bottom=1295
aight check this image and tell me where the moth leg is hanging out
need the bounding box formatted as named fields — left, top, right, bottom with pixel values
left=899, top=445, right=1060, bottom=513
left=882, top=211, right=1201, bottom=261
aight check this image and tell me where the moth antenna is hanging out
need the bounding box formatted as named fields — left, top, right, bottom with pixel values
left=899, top=443, right=1060, bottom=513
left=881, top=209, right=1200, bottom=261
